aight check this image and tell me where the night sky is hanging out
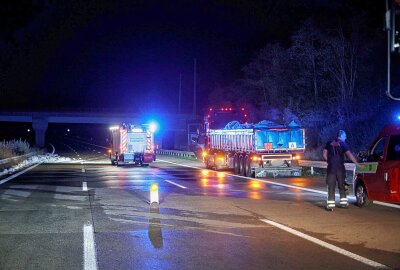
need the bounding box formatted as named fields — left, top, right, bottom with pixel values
left=0, top=0, right=384, bottom=113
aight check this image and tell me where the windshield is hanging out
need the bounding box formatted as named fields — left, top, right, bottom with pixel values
left=387, top=135, right=400, bottom=161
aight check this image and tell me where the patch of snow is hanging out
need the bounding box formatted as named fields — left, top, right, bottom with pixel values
left=0, top=154, right=74, bottom=177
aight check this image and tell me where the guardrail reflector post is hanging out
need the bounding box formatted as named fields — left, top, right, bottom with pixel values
left=150, top=183, right=159, bottom=207
left=311, top=166, right=314, bottom=175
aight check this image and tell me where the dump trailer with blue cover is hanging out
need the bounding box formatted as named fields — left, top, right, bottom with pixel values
left=203, top=120, right=305, bottom=177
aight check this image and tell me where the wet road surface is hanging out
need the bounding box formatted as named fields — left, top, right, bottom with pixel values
left=0, top=139, right=399, bottom=270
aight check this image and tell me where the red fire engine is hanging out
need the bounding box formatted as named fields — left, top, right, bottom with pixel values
left=109, top=123, right=156, bottom=166
left=354, top=123, right=400, bottom=206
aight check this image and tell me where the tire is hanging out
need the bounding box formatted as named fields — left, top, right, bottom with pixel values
left=355, top=183, right=372, bottom=207
left=239, top=155, right=245, bottom=176
left=234, top=155, right=240, bottom=174
left=214, top=154, right=220, bottom=171
left=205, top=157, right=211, bottom=169
left=245, top=156, right=253, bottom=178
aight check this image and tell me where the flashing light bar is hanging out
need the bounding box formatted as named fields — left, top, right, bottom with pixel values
left=149, top=122, right=158, bottom=132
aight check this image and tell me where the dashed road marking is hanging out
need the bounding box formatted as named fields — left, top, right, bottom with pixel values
left=83, top=224, right=98, bottom=270
left=82, top=181, right=88, bottom=191
left=260, top=219, right=389, bottom=269
left=165, top=180, right=187, bottom=189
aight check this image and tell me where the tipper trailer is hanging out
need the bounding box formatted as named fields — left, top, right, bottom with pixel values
left=203, top=120, right=305, bottom=177
left=109, top=124, right=155, bottom=166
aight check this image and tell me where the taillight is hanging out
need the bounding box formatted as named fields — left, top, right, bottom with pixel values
left=146, top=131, right=153, bottom=152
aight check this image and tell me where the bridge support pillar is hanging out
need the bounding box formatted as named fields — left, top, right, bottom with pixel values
left=32, top=117, right=48, bottom=147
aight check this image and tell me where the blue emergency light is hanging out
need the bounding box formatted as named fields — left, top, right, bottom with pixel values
left=149, top=122, right=158, bottom=133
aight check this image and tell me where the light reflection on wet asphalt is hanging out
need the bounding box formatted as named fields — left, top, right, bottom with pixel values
left=84, top=161, right=327, bottom=204
left=2, top=142, right=394, bottom=270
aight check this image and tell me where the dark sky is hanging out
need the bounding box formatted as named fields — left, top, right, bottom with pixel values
left=0, top=0, right=383, bottom=113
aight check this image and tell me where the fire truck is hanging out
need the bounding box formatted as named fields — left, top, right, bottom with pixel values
left=109, top=123, right=155, bottom=166
left=202, top=108, right=306, bottom=177
left=354, top=123, right=400, bottom=206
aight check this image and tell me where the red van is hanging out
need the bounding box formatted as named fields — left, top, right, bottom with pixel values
left=354, top=124, right=400, bottom=207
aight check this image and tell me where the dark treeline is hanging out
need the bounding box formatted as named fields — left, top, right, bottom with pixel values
left=209, top=14, right=400, bottom=159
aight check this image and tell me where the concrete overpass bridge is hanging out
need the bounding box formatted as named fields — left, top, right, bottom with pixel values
left=0, top=112, right=201, bottom=148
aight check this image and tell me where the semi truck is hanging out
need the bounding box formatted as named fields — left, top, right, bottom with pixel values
left=203, top=117, right=306, bottom=178
left=109, top=123, right=155, bottom=166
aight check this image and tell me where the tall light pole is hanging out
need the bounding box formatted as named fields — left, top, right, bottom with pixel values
left=178, top=73, right=182, bottom=113
left=193, top=58, right=197, bottom=115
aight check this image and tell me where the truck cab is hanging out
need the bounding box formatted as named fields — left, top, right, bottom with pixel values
left=354, top=124, right=400, bottom=206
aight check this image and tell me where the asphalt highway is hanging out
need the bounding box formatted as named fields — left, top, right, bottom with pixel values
left=0, top=139, right=399, bottom=270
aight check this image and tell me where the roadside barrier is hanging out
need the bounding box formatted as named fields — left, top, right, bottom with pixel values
left=156, top=149, right=357, bottom=177
left=0, top=152, right=38, bottom=166
left=298, top=160, right=356, bottom=177
left=156, top=149, right=197, bottom=159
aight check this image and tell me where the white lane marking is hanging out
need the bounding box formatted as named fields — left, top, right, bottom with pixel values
left=0, top=163, right=41, bottom=185
left=82, top=168, right=86, bottom=173
left=165, top=180, right=187, bottom=189
left=82, top=182, right=88, bottom=191
left=158, top=159, right=326, bottom=194
left=2, top=189, right=31, bottom=198
left=157, top=159, right=400, bottom=209
left=374, top=201, right=400, bottom=209
left=260, top=219, right=389, bottom=269
left=54, top=193, right=86, bottom=201
left=84, top=224, right=98, bottom=270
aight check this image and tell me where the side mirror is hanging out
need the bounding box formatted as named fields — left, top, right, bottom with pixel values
left=367, top=153, right=381, bottom=162
left=357, top=150, right=368, bottom=162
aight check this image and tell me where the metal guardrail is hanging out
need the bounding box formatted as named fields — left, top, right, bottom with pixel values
left=0, top=152, right=37, bottom=165
left=156, top=149, right=357, bottom=176
left=156, top=149, right=197, bottom=159
left=298, top=160, right=356, bottom=176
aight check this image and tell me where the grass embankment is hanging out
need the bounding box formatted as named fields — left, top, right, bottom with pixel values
left=0, top=139, right=32, bottom=171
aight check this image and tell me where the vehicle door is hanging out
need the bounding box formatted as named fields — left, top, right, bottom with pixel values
left=363, top=136, right=390, bottom=200
left=383, top=135, right=400, bottom=202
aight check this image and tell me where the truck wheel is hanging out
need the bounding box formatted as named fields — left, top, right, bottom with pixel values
left=213, top=154, right=220, bottom=171
left=239, top=155, right=245, bottom=176
left=234, top=155, right=240, bottom=174
left=245, top=157, right=253, bottom=178
left=355, top=183, right=372, bottom=207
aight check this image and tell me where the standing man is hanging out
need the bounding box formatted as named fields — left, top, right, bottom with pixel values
left=323, top=130, right=361, bottom=211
